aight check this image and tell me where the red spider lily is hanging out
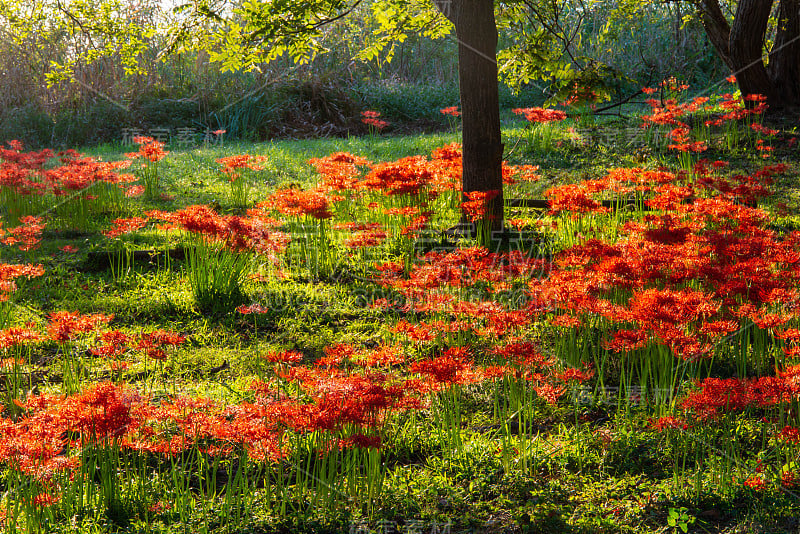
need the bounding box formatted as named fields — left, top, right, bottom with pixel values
left=555, top=365, right=595, bottom=384
left=42, top=155, right=132, bottom=196
left=148, top=501, right=173, bottom=514
left=643, top=96, right=709, bottom=128
left=124, top=184, right=145, bottom=197
left=137, top=330, right=185, bottom=350
left=777, top=425, right=800, bottom=443
left=409, top=347, right=474, bottom=384
left=344, top=228, right=387, bottom=248
left=743, top=477, right=766, bottom=491
left=103, top=216, right=148, bottom=239
left=263, top=188, right=333, bottom=219
left=512, top=107, right=567, bottom=123
left=531, top=382, right=566, bottom=404
left=354, top=343, right=405, bottom=368
left=492, top=341, right=550, bottom=368
left=400, top=214, right=431, bottom=237
left=440, top=106, right=461, bottom=117
left=680, top=375, right=800, bottom=420
left=363, top=118, right=388, bottom=129
left=461, top=190, right=501, bottom=222
left=308, top=152, right=371, bottom=191
left=217, top=154, right=267, bottom=180
left=362, top=155, right=439, bottom=196
left=63, top=382, right=140, bottom=439
left=0, top=262, right=44, bottom=301
left=0, top=326, right=42, bottom=349
left=316, top=344, right=357, bottom=368
left=237, top=303, right=272, bottom=315
left=755, top=139, right=773, bottom=158
left=431, top=142, right=462, bottom=162
left=60, top=245, right=79, bottom=253
left=551, top=313, right=581, bottom=328
left=751, top=123, right=779, bottom=136
left=2, top=216, right=45, bottom=252
left=361, top=111, right=389, bottom=130
left=126, top=136, right=168, bottom=163
left=544, top=182, right=609, bottom=216
left=660, top=77, right=690, bottom=92
left=32, top=493, right=61, bottom=508
left=47, top=311, right=113, bottom=343
left=642, top=87, right=658, bottom=95
left=505, top=164, right=540, bottom=185
left=0, top=140, right=53, bottom=168
left=151, top=204, right=290, bottom=255
left=650, top=416, right=688, bottom=431
left=264, top=350, right=304, bottom=364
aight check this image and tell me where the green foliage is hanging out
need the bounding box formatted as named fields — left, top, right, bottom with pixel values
left=498, top=0, right=722, bottom=103
left=358, top=81, right=459, bottom=122
left=667, top=506, right=695, bottom=533
left=184, top=238, right=252, bottom=314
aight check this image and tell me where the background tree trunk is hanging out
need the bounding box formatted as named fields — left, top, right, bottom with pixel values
left=728, top=0, right=775, bottom=103
left=693, top=0, right=734, bottom=70
left=693, top=0, right=800, bottom=110
left=770, top=0, right=800, bottom=104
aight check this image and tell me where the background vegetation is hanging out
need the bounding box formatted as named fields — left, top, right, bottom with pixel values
left=0, top=0, right=723, bottom=149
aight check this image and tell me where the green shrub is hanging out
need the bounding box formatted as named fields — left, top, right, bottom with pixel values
left=0, top=105, right=53, bottom=149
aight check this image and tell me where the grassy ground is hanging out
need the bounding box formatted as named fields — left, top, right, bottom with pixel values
left=1, top=97, right=800, bottom=533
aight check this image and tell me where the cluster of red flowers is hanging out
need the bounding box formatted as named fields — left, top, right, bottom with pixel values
left=642, top=95, right=711, bottom=153
left=0, top=142, right=139, bottom=207
left=103, top=217, right=148, bottom=239
left=642, top=83, right=774, bottom=154
left=338, top=222, right=388, bottom=249
left=147, top=205, right=290, bottom=255
left=535, top=162, right=800, bottom=361
left=126, top=136, right=168, bottom=163
left=305, top=144, right=535, bottom=212
left=46, top=152, right=135, bottom=196
left=440, top=107, right=461, bottom=117
left=0, top=262, right=44, bottom=302
left=361, top=110, right=389, bottom=130
left=217, top=154, right=267, bottom=180
left=47, top=311, right=114, bottom=343
left=363, top=155, right=450, bottom=197
left=461, top=190, right=501, bottom=222
left=512, top=107, right=568, bottom=123
left=261, top=187, right=334, bottom=220
left=308, top=152, right=372, bottom=192
left=679, top=369, right=800, bottom=420
left=1, top=216, right=45, bottom=251
left=544, top=181, right=609, bottom=216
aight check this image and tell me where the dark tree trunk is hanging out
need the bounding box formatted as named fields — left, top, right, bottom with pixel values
left=693, top=0, right=734, bottom=70
left=435, top=0, right=504, bottom=231
left=770, top=0, right=800, bottom=103
left=728, top=0, right=775, bottom=103
left=694, top=0, right=800, bottom=111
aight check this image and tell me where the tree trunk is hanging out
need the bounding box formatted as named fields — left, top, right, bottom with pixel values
left=693, top=0, right=734, bottom=70
left=728, top=0, right=775, bottom=104
left=694, top=0, right=800, bottom=111
left=435, top=0, right=504, bottom=231
left=770, top=0, right=800, bottom=104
